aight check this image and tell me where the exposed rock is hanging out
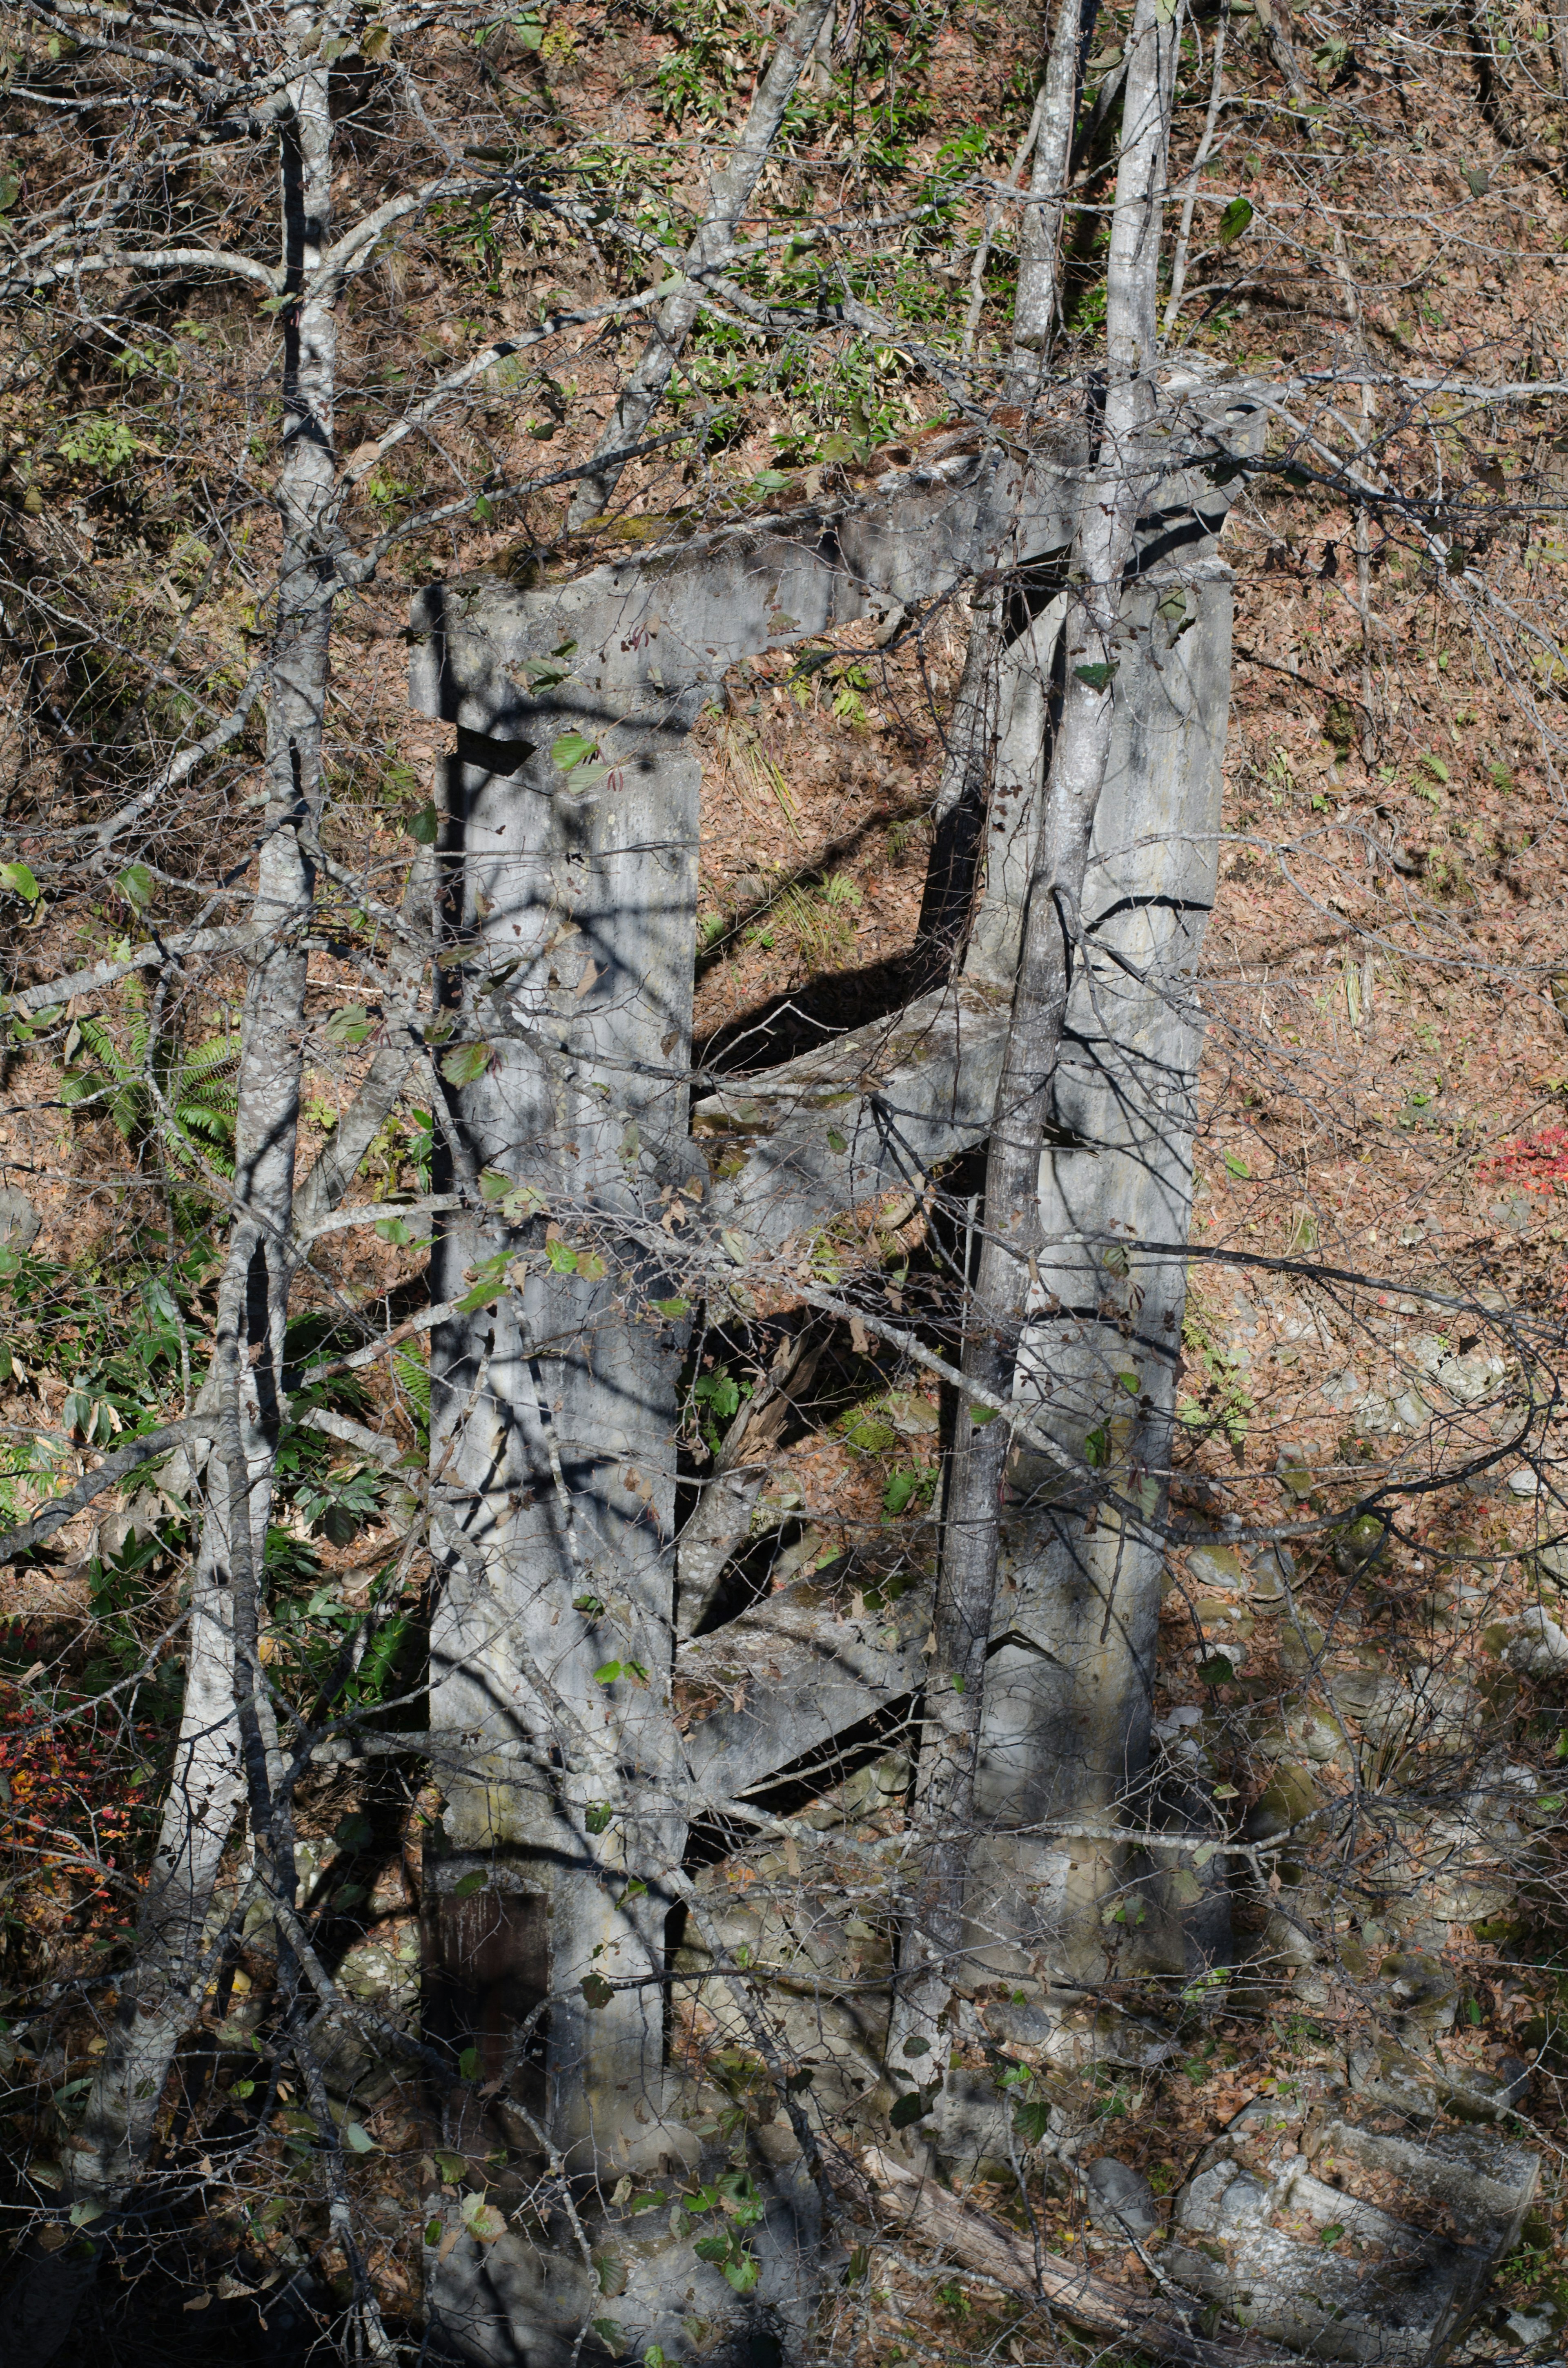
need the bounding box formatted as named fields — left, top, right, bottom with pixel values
left=1083, top=2154, right=1158, bottom=2239
left=0, top=1187, right=41, bottom=1251
left=1439, top=2056, right=1531, bottom=2123
left=337, top=1924, right=421, bottom=2009
left=1245, top=1760, right=1319, bottom=1841
left=1187, top=1544, right=1250, bottom=1595
left=1497, top=1606, right=1568, bottom=1677
left=1168, top=2088, right=1539, bottom=2364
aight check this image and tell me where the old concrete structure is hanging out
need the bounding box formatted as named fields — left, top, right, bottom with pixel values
left=408, top=381, right=1261, bottom=2364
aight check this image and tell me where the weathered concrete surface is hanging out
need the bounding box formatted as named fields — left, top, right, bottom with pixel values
left=960, top=556, right=1236, bottom=1996
left=678, top=1564, right=933, bottom=1803
left=409, top=386, right=1261, bottom=2364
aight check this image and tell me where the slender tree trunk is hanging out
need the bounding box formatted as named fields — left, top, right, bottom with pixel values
left=1164, top=0, right=1231, bottom=336
left=893, top=0, right=1178, bottom=2071
left=917, top=0, right=1096, bottom=981
left=1253, top=0, right=1307, bottom=103
left=1008, top=0, right=1100, bottom=403
left=0, top=40, right=340, bottom=2366
left=566, top=0, right=834, bottom=528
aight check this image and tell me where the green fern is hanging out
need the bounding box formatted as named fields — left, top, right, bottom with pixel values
left=61, top=983, right=239, bottom=1177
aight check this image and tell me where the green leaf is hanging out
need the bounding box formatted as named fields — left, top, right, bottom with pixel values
left=546, top=1238, right=580, bottom=1274
left=452, top=1870, right=489, bottom=1900
left=572, top=1592, right=606, bottom=1617
left=334, top=1814, right=374, bottom=1852
left=1117, top=1370, right=1140, bottom=1394
left=0, top=175, right=18, bottom=213
left=1223, top=1151, right=1251, bottom=1179
left=1198, top=1653, right=1236, bottom=1685
left=1319, top=2221, right=1345, bottom=2247
left=653, top=1296, right=689, bottom=1320
left=585, top=1802, right=612, bottom=1834
left=1418, top=752, right=1451, bottom=783
left=361, top=21, right=392, bottom=56
left=118, top=863, right=154, bottom=911
left=889, top=2087, right=935, bottom=2129
left=723, top=2254, right=761, bottom=2294
left=462, top=2194, right=507, bottom=2241
left=408, top=802, right=440, bottom=844
left=441, top=1041, right=492, bottom=1086
left=551, top=731, right=599, bottom=772
left=0, top=863, right=38, bottom=902
left=1218, top=196, right=1254, bottom=244
left=425, top=2217, right=443, bottom=2245
left=231, top=2078, right=255, bottom=2098
left=1012, top=2099, right=1053, bottom=2145
left=458, top=2047, right=480, bottom=2079
left=472, top=495, right=497, bottom=525
left=325, top=1003, right=374, bottom=1046
left=882, top=1468, right=920, bottom=1516
left=595, top=1661, right=625, bottom=1686
left=593, top=2248, right=629, bottom=2297
left=344, top=2121, right=378, bottom=2154
left=1535, top=1791, right=1565, bottom=1813
left=826, top=1127, right=847, bottom=1155
left=1073, top=661, right=1116, bottom=692
left=435, top=2150, right=469, bottom=2182
left=581, top=1973, right=616, bottom=2009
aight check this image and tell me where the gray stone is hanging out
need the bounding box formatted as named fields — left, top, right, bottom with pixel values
left=0, top=1187, right=41, bottom=1251
left=1439, top=2056, right=1531, bottom=2123
left=1503, top=1607, right=1568, bottom=1677
left=1187, top=1544, right=1250, bottom=1595
left=1084, top=2154, right=1158, bottom=2239
left=1170, top=2102, right=1538, bottom=2367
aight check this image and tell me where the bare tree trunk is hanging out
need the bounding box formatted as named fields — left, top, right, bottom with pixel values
left=892, top=0, right=1178, bottom=2075
left=1008, top=0, right=1100, bottom=403
left=0, top=39, right=340, bottom=2366
left=918, top=0, right=1095, bottom=980
left=566, top=0, right=834, bottom=529
left=1164, top=0, right=1231, bottom=336
left=1253, top=0, right=1307, bottom=103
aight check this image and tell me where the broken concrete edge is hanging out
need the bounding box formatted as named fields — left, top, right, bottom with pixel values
left=407, top=382, right=1267, bottom=743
